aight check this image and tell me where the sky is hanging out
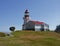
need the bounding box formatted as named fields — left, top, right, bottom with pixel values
left=0, top=0, right=60, bottom=32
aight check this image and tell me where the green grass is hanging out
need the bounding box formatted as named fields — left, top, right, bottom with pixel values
left=0, top=31, right=60, bottom=46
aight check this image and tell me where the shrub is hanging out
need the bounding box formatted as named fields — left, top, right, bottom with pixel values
left=0, top=32, right=6, bottom=37
left=55, top=25, right=60, bottom=33
left=9, top=26, right=15, bottom=32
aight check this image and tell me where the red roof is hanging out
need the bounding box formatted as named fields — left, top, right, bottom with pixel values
left=30, top=20, right=44, bottom=24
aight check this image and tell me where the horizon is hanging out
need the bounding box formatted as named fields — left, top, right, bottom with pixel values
left=0, top=0, right=60, bottom=32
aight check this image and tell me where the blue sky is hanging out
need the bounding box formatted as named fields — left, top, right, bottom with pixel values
left=0, top=0, right=60, bottom=32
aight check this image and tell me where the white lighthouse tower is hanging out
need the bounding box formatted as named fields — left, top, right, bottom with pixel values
left=23, top=9, right=30, bottom=24
left=22, top=9, right=30, bottom=30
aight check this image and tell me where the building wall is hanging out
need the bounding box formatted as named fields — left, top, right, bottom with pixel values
left=35, top=24, right=44, bottom=31
left=22, top=21, right=49, bottom=31
left=35, top=25, right=41, bottom=31
left=35, top=23, right=49, bottom=31
left=22, top=21, right=35, bottom=30
left=44, top=23, right=49, bottom=31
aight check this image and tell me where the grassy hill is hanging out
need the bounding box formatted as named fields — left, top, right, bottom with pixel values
left=0, top=31, right=60, bottom=46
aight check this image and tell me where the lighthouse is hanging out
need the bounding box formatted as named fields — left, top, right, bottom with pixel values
left=23, top=9, right=30, bottom=24
left=22, top=10, right=49, bottom=31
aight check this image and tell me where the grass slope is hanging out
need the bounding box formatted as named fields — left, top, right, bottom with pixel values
left=0, top=31, right=60, bottom=46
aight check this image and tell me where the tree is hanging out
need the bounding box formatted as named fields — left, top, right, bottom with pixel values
left=55, top=25, right=60, bottom=33
left=9, top=26, right=15, bottom=32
